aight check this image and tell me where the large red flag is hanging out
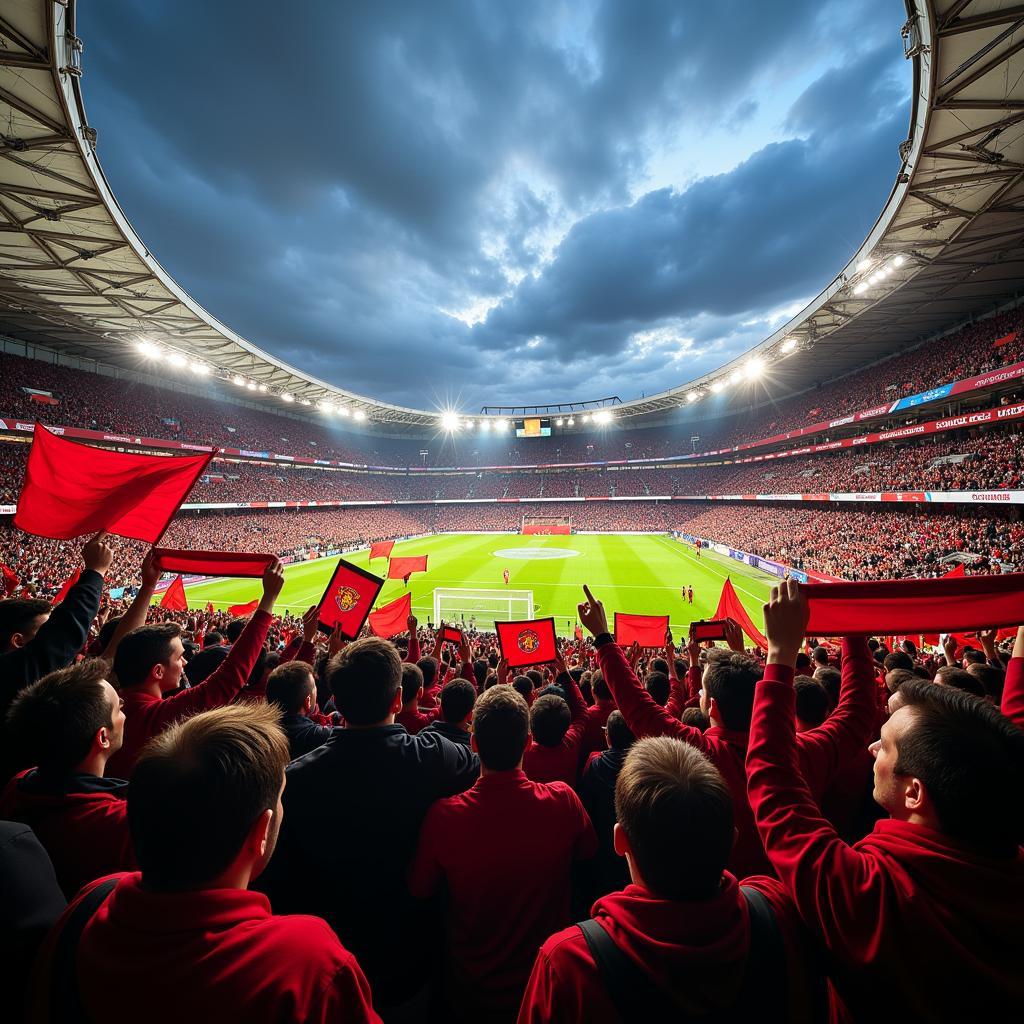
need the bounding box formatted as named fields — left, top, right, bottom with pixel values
left=388, top=555, right=428, bottom=579
left=152, top=549, right=276, bottom=578
left=714, top=578, right=768, bottom=650
left=496, top=617, right=558, bottom=668
left=993, top=331, right=1018, bottom=348
left=228, top=598, right=260, bottom=616
left=368, top=591, right=412, bottom=638
left=0, top=561, right=19, bottom=597
left=51, top=567, right=81, bottom=606
left=205, top=602, right=215, bottom=614
left=941, top=562, right=966, bottom=579
left=160, top=574, right=188, bottom=611
left=317, top=559, right=384, bottom=638
left=803, top=573, right=1024, bottom=635
left=369, top=540, right=395, bottom=561
left=614, top=613, right=669, bottom=648
left=14, top=424, right=212, bottom=542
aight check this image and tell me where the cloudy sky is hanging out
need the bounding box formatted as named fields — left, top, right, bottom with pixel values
left=80, top=0, right=910, bottom=411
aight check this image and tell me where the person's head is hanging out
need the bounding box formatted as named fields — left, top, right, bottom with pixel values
left=472, top=685, right=529, bottom=770
left=417, top=656, right=438, bottom=691
left=933, top=665, right=986, bottom=698
left=202, top=631, right=224, bottom=649
left=961, top=647, right=985, bottom=667
left=811, top=646, right=830, bottom=667
left=605, top=710, right=635, bottom=752
left=700, top=653, right=762, bottom=730
left=813, top=666, right=841, bottom=707
left=869, top=679, right=1024, bottom=856
left=592, top=671, right=611, bottom=702
left=794, top=676, right=830, bottom=730
left=512, top=674, right=534, bottom=704
left=530, top=693, right=570, bottom=747
left=265, top=661, right=316, bottom=717
left=440, top=678, right=476, bottom=725
left=6, top=659, right=124, bottom=774
left=680, top=706, right=710, bottom=731
left=328, top=636, right=402, bottom=726
left=795, top=652, right=812, bottom=672
left=644, top=671, right=670, bottom=707
left=96, top=616, right=121, bottom=652
left=473, top=658, right=488, bottom=689
left=400, top=662, right=424, bottom=708
left=650, top=657, right=669, bottom=675
left=0, top=597, right=51, bottom=652
left=885, top=667, right=917, bottom=695
left=129, top=703, right=289, bottom=890
left=224, top=618, right=248, bottom=644
left=527, top=669, right=544, bottom=691
left=614, top=738, right=734, bottom=900
left=883, top=650, right=914, bottom=673
left=113, top=623, right=186, bottom=693
left=966, top=662, right=1003, bottom=702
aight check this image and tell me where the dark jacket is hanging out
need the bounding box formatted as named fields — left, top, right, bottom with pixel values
left=578, top=748, right=631, bottom=902
left=420, top=719, right=472, bottom=747
left=257, top=724, right=479, bottom=1009
left=279, top=713, right=334, bottom=761
left=183, top=644, right=229, bottom=686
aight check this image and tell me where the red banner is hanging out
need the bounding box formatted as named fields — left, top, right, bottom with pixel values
left=317, top=558, right=384, bottom=638
left=714, top=577, right=768, bottom=649
left=614, top=613, right=669, bottom=648
left=228, top=598, right=259, bottom=616
left=369, top=540, right=395, bottom=561
left=0, top=561, right=19, bottom=597
left=153, top=549, right=276, bottom=578
left=51, top=567, right=80, bottom=606
left=388, top=555, right=428, bottom=579
left=496, top=617, right=558, bottom=668
left=368, top=591, right=412, bottom=638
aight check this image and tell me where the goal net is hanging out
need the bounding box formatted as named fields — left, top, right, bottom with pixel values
left=433, top=588, right=535, bottom=625
left=522, top=514, right=571, bottom=535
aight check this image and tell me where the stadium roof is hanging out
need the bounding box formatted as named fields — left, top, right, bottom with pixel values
left=1, top=0, right=1023, bottom=430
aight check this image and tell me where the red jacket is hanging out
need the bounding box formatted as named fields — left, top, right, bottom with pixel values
left=29, top=872, right=380, bottom=1024
left=523, top=672, right=589, bottom=787
left=746, top=660, right=1024, bottom=1021
left=517, top=876, right=818, bottom=1024
left=597, top=636, right=876, bottom=877
left=0, top=770, right=134, bottom=898
left=410, top=770, right=596, bottom=1022
left=396, top=703, right=441, bottom=735
left=580, top=700, right=615, bottom=761
left=107, top=610, right=272, bottom=778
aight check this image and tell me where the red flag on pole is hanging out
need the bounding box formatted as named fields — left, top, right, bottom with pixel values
left=0, top=561, right=19, bottom=597
left=614, top=613, right=669, bottom=648
left=368, top=591, right=412, bottom=638
left=495, top=617, right=558, bottom=668
left=941, top=562, right=966, bottom=578
left=317, top=559, right=384, bottom=639
left=206, top=602, right=215, bottom=614
left=369, top=540, right=395, bottom=561
left=387, top=555, right=428, bottom=579
left=160, top=574, right=188, bottom=611
left=152, top=549, right=276, bottom=578
left=14, top=424, right=213, bottom=542
left=714, top=578, right=768, bottom=650
left=51, top=567, right=81, bottom=606
left=228, top=599, right=260, bottom=616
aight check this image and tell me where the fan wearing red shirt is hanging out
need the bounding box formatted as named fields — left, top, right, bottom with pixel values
left=748, top=583, right=1024, bottom=1021
left=106, top=559, right=285, bottom=778
left=519, top=736, right=820, bottom=1023
left=29, top=702, right=380, bottom=1024
left=0, top=658, right=135, bottom=898
left=579, top=671, right=616, bottom=761
left=410, top=685, right=597, bottom=1022
left=395, top=662, right=441, bottom=735
left=522, top=661, right=588, bottom=786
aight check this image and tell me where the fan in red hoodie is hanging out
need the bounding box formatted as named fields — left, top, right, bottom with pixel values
left=522, top=662, right=589, bottom=786
left=748, top=582, right=1024, bottom=1022
left=518, top=735, right=822, bottom=1023
left=0, top=658, right=135, bottom=898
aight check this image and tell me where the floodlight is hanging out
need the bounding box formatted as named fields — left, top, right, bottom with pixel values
left=567, top=417, right=575, bottom=426
left=246, top=381, right=257, bottom=390
left=258, top=383, right=268, bottom=392
left=441, top=411, right=460, bottom=431
left=686, top=391, right=698, bottom=403
left=136, top=339, right=160, bottom=359
left=480, top=419, right=491, bottom=431
left=854, top=281, right=869, bottom=295
left=583, top=413, right=592, bottom=423
left=353, top=409, right=367, bottom=421
left=281, top=393, right=295, bottom=402
left=338, top=406, right=350, bottom=417
left=190, top=362, right=210, bottom=375
left=744, top=357, right=765, bottom=381
left=780, top=337, right=797, bottom=354
left=232, top=375, right=246, bottom=386
left=594, top=410, right=613, bottom=424
left=495, top=418, right=509, bottom=431
left=167, top=352, right=187, bottom=368
left=892, top=255, right=905, bottom=268
left=711, top=380, right=726, bottom=393
left=729, top=370, right=742, bottom=385
left=555, top=418, right=564, bottom=426
left=319, top=402, right=333, bottom=413
left=856, top=258, right=871, bottom=273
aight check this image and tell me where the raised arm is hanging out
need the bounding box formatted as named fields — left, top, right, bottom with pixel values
left=1001, top=625, right=1024, bottom=728
left=100, top=549, right=160, bottom=661
left=406, top=615, right=421, bottom=663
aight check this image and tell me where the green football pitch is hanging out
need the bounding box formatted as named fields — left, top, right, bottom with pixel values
left=164, top=533, right=776, bottom=637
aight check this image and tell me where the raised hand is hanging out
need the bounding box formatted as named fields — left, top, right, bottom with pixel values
left=301, top=604, right=319, bottom=643
left=259, top=558, right=285, bottom=610
left=763, top=579, right=808, bottom=667
left=82, top=531, right=114, bottom=577
left=578, top=585, right=609, bottom=637
left=724, top=618, right=745, bottom=654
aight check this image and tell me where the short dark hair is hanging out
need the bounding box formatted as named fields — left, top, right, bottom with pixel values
left=113, top=623, right=182, bottom=688
left=592, top=671, right=611, bottom=701
left=702, top=654, right=762, bottom=731
left=885, top=667, right=917, bottom=695
left=605, top=710, right=634, bottom=751
left=6, top=659, right=112, bottom=773
left=202, top=631, right=224, bottom=649
left=440, top=679, right=476, bottom=724
left=400, top=662, right=424, bottom=706
left=473, top=659, right=488, bottom=689
left=811, top=646, right=830, bottom=666
left=512, top=675, right=533, bottom=702
left=794, top=676, right=830, bottom=727
left=615, top=738, right=733, bottom=900
left=644, top=671, right=670, bottom=707
left=527, top=669, right=544, bottom=691
left=129, top=703, right=289, bottom=890
left=225, top=618, right=248, bottom=643
left=328, top=637, right=402, bottom=725
left=795, top=652, right=811, bottom=671
left=895, top=680, right=1024, bottom=855
left=417, top=656, right=438, bottom=690
left=680, top=707, right=709, bottom=731
left=530, top=693, right=570, bottom=747
left=933, top=665, right=986, bottom=698
left=650, top=657, right=668, bottom=675
left=814, top=666, right=841, bottom=706
left=961, top=648, right=985, bottom=666
left=883, top=650, right=914, bottom=673
left=0, top=597, right=51, bottom=650
left=473, top=686, right=528, bottom=770
left=966, top=662, right=1004, bottom=701
left=265, top=661, right=315, bottom=716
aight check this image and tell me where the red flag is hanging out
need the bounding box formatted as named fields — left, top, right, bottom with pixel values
left=368, top=591, right=412, bottom=638
left=152, top=548, right=276, bottom=578
left=495, top=617, right=558, bottom=668
left=714, top=578, right=768, bottom=650
left=228, top=598, right=260, bottom=616
left=941, top=563, right=966, bottom=578
left=160, top=574, right=188, bottom=611
left=993, top=331, right=1017, bottom=348
left=206, top=602, right=215, bottom=614
left=803, top=573, right=1024, bottom=636
left=51, top=567, right=81, bottom=606
left=0, top=561, right=19, bottom=598
left=574, top=624, right=584, bottom=643
left=317, top=559, right=384, bottom=639
left=388, top=555, right=428, bottom=579
left=13, top=423, right=213, bottom=542
left=369, top=540, right=395, bottom=561
left=614, top=613, right=669, bottom=648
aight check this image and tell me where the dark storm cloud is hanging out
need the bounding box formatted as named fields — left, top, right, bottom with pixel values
left=77, top=0, right=910, bottom=408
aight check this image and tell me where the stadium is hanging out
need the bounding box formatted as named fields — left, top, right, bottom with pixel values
left=1, top=1, right=1023, bottom=1022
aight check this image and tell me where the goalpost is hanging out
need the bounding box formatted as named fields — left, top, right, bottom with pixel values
left=522, top=514, right=571, bottom=535
left=433, top=588, right=535, bottom=625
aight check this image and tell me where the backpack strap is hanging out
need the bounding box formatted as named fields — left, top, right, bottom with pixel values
left=50, top=877, right=119, bottom=1024
left=737, top=886, right=787, bottom=1023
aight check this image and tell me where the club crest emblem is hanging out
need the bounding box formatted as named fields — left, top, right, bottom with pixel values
left=335, top=586, right=361, bottom=613
left=517, top=629, right=540, bottom=654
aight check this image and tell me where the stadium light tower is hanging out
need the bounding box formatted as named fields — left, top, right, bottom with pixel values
left=441, top=411, right=460, bottom=432
left=744, top=357, right=765, bottom=381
